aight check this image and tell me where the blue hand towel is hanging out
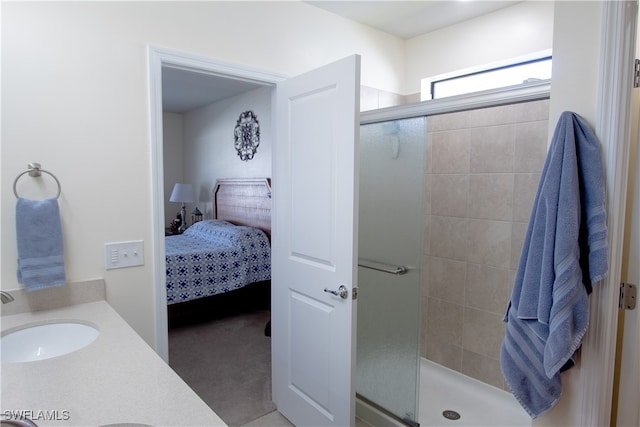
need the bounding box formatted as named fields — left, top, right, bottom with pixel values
left=16, top=197, right=66, bottom=291
left=500, top=111, right=608, bottom=418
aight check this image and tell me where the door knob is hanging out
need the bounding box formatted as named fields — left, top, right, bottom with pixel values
left=324, top=285, right=349, bottom=299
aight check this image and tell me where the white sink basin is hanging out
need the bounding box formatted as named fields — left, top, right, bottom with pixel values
left=1, top=322, right=99, bottom=363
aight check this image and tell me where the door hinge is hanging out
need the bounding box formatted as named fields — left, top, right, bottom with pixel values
left=352, top=287, right=358, bottom=300
left=619, top=282, right=637, bottom=310
left=634, top=59, right=640, bottom=88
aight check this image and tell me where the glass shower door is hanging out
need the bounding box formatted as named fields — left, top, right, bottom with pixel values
left=357, top=117, right=426, bottom=426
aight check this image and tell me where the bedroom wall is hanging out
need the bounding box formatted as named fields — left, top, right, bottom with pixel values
left=163, top=112, right=185, bottom=226
left=180, top=86, right=273, bottom=220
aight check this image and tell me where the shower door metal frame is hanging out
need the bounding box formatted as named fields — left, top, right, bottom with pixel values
left=360, top=81, right=551, bottom=125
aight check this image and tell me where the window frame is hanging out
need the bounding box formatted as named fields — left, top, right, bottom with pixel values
left=429, top=55, right=552, bottom=100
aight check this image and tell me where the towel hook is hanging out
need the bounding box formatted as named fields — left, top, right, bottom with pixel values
left=13, top=163, right=62, bottom=199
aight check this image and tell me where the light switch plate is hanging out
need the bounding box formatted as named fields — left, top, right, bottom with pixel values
left=104, top=240, right=144, bottom=270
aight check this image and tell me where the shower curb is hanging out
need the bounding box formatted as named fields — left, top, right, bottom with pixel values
left=356, top=397, right=404, bottom=427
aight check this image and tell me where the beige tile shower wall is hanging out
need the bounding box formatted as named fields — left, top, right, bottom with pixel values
left=421, top=99, right=549, bottom=390
left=360, top=85, right=407, bottom=111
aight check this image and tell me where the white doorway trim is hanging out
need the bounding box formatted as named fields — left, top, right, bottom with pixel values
left=147, top=46, right=286, bottom=361
left=581, top=1, right=638, bottom=425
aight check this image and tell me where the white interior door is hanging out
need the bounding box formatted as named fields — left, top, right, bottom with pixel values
left=271, top=55, right=360, bottom=427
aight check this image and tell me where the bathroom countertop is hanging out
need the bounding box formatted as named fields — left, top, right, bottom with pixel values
left=1, top=300, right=227, bottom=427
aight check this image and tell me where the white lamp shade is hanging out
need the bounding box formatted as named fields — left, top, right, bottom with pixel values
left=169, top=183, right=195, bottom=203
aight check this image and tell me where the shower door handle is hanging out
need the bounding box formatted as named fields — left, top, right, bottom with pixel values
left=324, top=285, right=349, bottom=299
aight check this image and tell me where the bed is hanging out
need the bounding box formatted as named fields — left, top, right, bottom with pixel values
left=165, top=178, right=271, bottom=305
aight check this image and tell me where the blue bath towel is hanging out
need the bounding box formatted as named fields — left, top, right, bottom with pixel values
left=16, top=197, right=66, bottom=291
left=500, top=111, right=608, bottom=418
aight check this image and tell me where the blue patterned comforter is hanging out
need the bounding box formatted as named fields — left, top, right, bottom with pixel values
left=165, top=220, right=271, bottom=304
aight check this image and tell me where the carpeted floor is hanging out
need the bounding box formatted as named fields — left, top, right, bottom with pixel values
left=168, top=284, right=275, bottom=427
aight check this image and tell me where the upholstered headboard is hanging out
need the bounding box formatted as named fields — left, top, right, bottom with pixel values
left=213, top=178, right=272, bottom=239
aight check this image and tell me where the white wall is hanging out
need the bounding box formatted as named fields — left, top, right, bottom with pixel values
left=182, top=86, right=273, bottom=219
left=1, top=1, right=404, bottom=347
left=405, top=1, right=554, bottom=95
left=546, top=2, right=602, bottom=132
left=163, top=112, right=184, bottom=226
left=536, top=2, right=603, bottom=425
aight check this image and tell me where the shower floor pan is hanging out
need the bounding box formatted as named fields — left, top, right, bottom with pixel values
left=357, top=358, right=530, bottom=427
left=420, top=358, right=530, bottom=426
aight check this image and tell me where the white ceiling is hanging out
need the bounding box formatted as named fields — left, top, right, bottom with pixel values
left=162, top=67, right=267, bottom=114
left=162, top=1, right=521, bottom=113
left=307, top=1, right=521, bottom=40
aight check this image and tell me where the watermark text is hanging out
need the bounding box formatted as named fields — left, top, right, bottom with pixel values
left=3, top=409, right=71, bottom=421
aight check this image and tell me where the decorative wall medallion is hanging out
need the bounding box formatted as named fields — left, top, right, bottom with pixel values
left=234, top=110, right=260, bottom=161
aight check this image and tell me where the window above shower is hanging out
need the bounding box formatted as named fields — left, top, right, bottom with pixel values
left=421, top=51, right=552, bottom=101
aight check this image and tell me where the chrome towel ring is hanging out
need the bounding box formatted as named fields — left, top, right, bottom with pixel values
left=13, top=163, right=62, bottom=199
